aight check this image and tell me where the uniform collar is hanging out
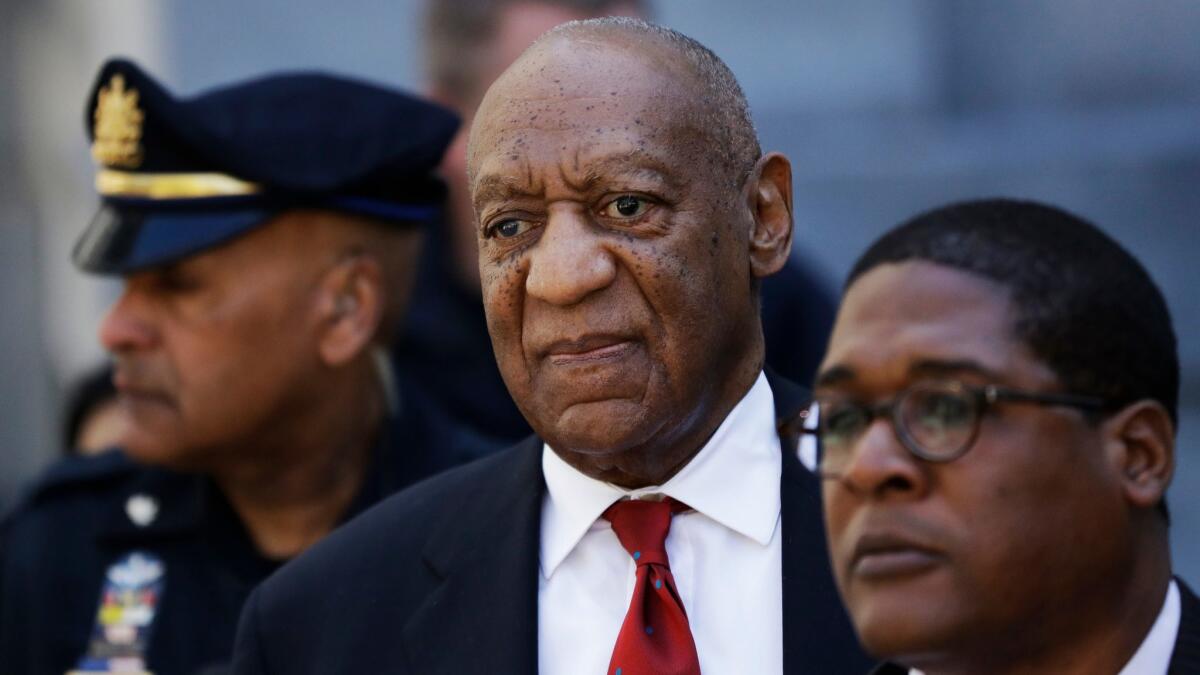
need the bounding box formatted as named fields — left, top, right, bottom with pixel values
left=96, top=404, right=399, bottom=547
left=97, top=461, right=207, bottom=543
left=540, top=371, right=781, bottom=579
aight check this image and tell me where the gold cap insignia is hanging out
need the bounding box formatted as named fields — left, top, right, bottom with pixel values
left=91, top=74, right=145, bottom=168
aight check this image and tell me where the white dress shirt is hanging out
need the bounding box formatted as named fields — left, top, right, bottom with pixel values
left=910, top=580, right=1182, bottom=675
left=1117, top=580, right=1181, bottom=675
left=538, top=372, right=783, bottom=675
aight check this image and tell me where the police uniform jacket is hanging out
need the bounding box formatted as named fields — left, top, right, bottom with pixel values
left=0, top=373, right=496, bottom=675
left=0, top=57, right=479, bottom=675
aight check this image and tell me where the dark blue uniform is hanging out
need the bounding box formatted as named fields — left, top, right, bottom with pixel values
left=0, top=371, right=494, bottom=675
left=0, top=58, right=499, bottom=675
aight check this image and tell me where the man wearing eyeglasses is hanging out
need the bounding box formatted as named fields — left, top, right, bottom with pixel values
left=811, top=198, right=1197, bottom=674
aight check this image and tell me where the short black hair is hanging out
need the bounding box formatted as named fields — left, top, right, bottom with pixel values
left=848, top=198, right=1179, bottom=429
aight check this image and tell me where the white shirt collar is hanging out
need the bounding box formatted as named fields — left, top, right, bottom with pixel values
left=540, top=371, right=781, bottom=579
left=910, top=579, right=1182, bottom=675
left=1117, top=579, right=1181, bottom=675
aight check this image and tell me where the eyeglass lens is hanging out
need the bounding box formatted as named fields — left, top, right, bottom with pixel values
left=898, top=386, right=977, bottom=458
left=818, top=383, right=980, bottom=473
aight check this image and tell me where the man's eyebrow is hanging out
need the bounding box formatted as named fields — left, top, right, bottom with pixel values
left=814, top=358, right=1004, bottom=389
left=907, top=358, right=1004, bottom=380
left=472, top=174, right=538, bottom=208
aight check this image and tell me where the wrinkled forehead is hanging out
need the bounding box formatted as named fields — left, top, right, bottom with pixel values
left=495, top=33, right=688, bottom=97
left=468, top=37, right=701, bottom=174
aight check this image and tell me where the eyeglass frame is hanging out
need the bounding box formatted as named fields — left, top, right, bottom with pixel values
left=803, top=380, right=1110, bottom=472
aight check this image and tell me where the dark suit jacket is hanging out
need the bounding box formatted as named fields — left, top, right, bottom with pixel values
left=870, top=578, right=1200, bottom=675
left=1169, top=579, right=1200, bottom=674
left=232, top=374, right=871, bottom=674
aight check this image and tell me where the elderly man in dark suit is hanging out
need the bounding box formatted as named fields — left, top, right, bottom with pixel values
left=812, top=198, right=1199, bottom=674
left=232, top=17, right=870, bottom=675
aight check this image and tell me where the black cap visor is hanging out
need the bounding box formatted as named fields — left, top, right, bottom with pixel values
left=73, top=201, right=278, bottom=274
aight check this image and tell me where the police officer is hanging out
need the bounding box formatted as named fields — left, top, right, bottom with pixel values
left=0, top=59, right=491, bottom=675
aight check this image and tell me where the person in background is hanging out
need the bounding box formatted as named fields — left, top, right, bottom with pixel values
left=232, top=18, right=870, bottom=675
left=813, top=198, right=1197, bottom=674
left=63, top=364, right=124, bottom=455
left=397, top=0, right=839, bottom=444
left=0, top=59, right=491, bottom=675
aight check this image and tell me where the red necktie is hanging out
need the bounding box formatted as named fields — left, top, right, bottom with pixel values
left=603, top=498, right=701, bottom=675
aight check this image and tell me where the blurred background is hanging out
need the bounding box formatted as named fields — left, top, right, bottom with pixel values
left=2, top=0, right=1197, bottom=573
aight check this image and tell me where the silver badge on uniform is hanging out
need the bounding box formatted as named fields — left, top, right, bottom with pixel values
left=124, top=494, right=159, bottom=528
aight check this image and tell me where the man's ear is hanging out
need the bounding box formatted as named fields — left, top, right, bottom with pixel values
left=315, top=255, right=385, bottom=367
left=1102, top=400, right=1175, bottom=511
left=745, top=152, right=794, bottom=279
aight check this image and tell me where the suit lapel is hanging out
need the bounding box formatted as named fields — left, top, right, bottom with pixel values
left=1170, top=578, right=1200, bottom=674
left=770, top=371, right=873, bottom=674
left=402, top=374, right=870, bottom=674
left=402, top=437, right=544, bottom=675
left=780, top=429, right=867, bottom=674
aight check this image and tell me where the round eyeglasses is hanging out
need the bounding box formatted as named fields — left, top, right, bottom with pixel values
left=810, top=380, right=1108, bottom=476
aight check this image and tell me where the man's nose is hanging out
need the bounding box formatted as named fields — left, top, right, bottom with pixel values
left=834, top=419, right=928, bottom=499
left=525, top=206, right=616, bottom=306
left=98, top=288, right=159, bottom=353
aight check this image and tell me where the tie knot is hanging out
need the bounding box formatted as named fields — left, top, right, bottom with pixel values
left=602, top=498, right=687, bottom=566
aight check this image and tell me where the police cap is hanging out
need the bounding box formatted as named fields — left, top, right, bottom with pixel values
left=74, top=58, right=460, bottom=274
